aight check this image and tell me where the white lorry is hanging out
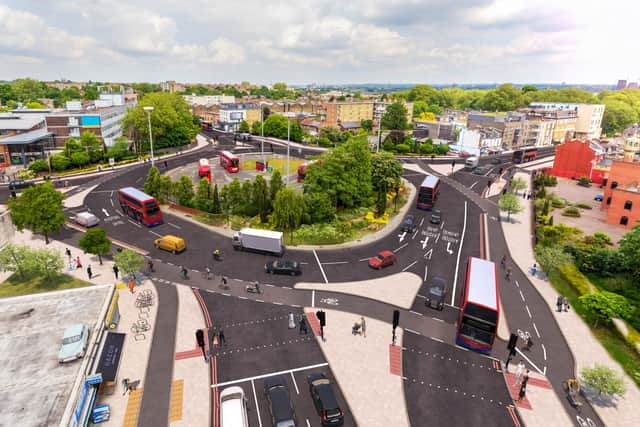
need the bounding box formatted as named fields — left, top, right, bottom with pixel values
left=464, top=156, right=479, bottom=170
left=231, top=228, right=284, bottom=255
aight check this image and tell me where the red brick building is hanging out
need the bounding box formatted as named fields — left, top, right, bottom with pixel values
left=549, top=139, right=606, bottom=183
left=601, top=161, right=640, bottom=228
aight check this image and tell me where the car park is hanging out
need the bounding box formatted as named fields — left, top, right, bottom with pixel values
left=74, top=212, right=100, bottom=228
left=265, top=260, right=302, bottom=276
left=307, top=373, right=344, bottom=426
left=58, top=324, right=89, bottom=363
left=220, top=386, right=249, bottom=427
left=430, top=209, right=442, bottom=224
left=9, top=179, right=34, bottom=191
left=264, top=375, right=297, bottom=427
left=400, top=214, right=416, bottom=233
left=368, top=250, right=397, bottom=269
left=154, top=235, right=186, bottom=254
left=425, top=277, right=447, bottom=310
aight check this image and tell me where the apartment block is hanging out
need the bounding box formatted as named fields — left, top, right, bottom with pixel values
left=529, top=102, right=604, bottom=140
left=160, top=80, right=185, bottom=93
left=373, top=101, right=413, bottom=124
left=454, top=128, right=502, bottom=155
left=217, top=103, right=260, bottom=132
left=601, top=160, right=640, bottom=228
left=467, top=112, right=525, bottom=149
left=324, top=102, right=374, bottom=128
left=183, top=94, right=235, bottom=106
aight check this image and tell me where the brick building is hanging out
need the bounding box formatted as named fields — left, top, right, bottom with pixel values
left=549, top=139, right=607, bottom=183
left=601, top=161, right=640, bottom=228
left=324, top=102, right=374, bottom=128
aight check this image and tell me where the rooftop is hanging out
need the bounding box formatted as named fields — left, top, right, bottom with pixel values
left=0, top=113, right=46, bottom=131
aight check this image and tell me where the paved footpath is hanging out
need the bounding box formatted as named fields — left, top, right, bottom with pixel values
left=501, top=171, right=640, bottom=427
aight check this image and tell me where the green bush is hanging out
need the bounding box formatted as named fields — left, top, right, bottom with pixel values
left=70, top=152, right=90, bottom=167
left=16, top=168, right=35, bottom=180
left=552, top=198, right=566, bottom=208
left=395, top=144, right=410, bottom=153
left=318, top=137, right=333, bottom=148
left=562, top=207, right=581, bottom=217
left=28, top=159, right=49, bottom=173
left=575, top=203, right=593, bottom=210
left=292, top=222, right=353, bottom=245
left=558, top=263, right=594, bottom=295
left=419, top=143, right=434, bottom=155
left=435, top=144, right=450, bottom=155
left=382, top=140, right=395, bottom=151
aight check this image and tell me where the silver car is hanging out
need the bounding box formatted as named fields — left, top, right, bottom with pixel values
left=58, top=324, right=89, bottom=363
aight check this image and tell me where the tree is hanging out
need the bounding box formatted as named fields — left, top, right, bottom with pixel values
left=0, top=244, right=37, bottom=279
left=78, top=227, right=112, bottom=265
left=481, top=84, right=523, bottom=111
left=498, top=193, right=523, bottom=222
left=581, top=365, right=627, bottom=398
left=8, top=182, right=65, bottom=244
left=579, top=291, right=635, bottom=327
left=144, top=166, right=162, bottom=200
left=0, top=83, right=16, bottom=104
left=11, top=78, right=45, bottom=101
left=70, top=152, right=90, bottom=167
left=360, top=119, right=373, bottom=132
left=212, top=184, right=221, bottom=214
left=80, top=131, right=104, bottom=163
left=263, top=114, right=303, bottom=141
left=194, top=178, right=212, bottom=212
left=106, top=137, right=131, bottom=161
left=113, top=248, right=145, bottom=280
left=601, top=100, right=638, bottom=135
left=371, top=151, right=403, bottom=194
left=521, top=84, right=538, bottom=93
left=407, top=85, right=439, bottom=104
left=535, top=244, right=574, bottom=274
left=304, top=192, right=336, bottom=223
left=252, top=175, right=270, bottom=222
left=510, top=177, right=527, bottom=195
left=25, top=101, right=46, bottom=109
left=618, top=225, right=640, bottom=280
left=251, top=120, right=262, bottom=135
left=319, top=126, right=343, bottom=143
left=239, top=120, right=250, bottom=133
left=33, top=247, right=64, bottom=282
left=50, top=154, right=71, bottom=171
left=416, top=111, right=436, bottom=122
left=172, top=176, right=195, bottom=207
left=381, top=102, right=408, bottom=130
left=83, top=85, right=99, bottom=100
left=272, top=188, right=305, bottom=240
left=269, top=170, right=284, bottom=204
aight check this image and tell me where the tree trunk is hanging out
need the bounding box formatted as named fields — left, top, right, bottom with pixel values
left=98, top=253, right=103, bottom=265
left=44, top=233, right=49, bottom=244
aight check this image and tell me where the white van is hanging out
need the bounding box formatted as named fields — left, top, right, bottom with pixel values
left=464, top=156, right=479, bottom=170
left=220, top=386, right=249, bottom=427
left=75, top=212, right=100, bottom=228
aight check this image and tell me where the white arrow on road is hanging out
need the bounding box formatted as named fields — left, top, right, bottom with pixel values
left=446, top=242, right=454, bottom=255
left=102, top=208, right=110, bottom=217
left=424, top=248, right=433, bottom=260
left=399, top=232, right=407, bottom=243
left=420, top=237, right=429, bottom=249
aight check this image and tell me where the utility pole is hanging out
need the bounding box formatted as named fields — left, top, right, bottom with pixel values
left=376, top=114, right=382, bottom=152
left=286, top=117, right=290, bottom=185
left=261, top=107, right=265, bottom=166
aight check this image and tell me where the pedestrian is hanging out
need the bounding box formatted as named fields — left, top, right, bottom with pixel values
left=517, top=383, right=527, bottom=402
left=562, top=296, right=570, bottom=312
left=205, top=266, right=212, bottom=280
left=163, top=160, right=168, bottom=168
left=525, top=336, right=534, bottom=351
left=87, top=265, right=93, bottom=280
left=522, top=190, right=527, bottom=199
left=288, top=312, right=296, bottom=329
left=527, top=192, right=531, bottom=200
left=521, top=370, right=530, bottom=387
left=502, top=188, right=507, bottom=195
left=113, top=264, right=119, bottom=280
left=531, top=262, right=537, bottom=277
left=506, top=267, right=512, bottom=281
left=147, top=259, right=154, bottom=272
left=76, top=256, right=82, bottom=269
left=122, top=378, right=130, bottom=396
left=299, top=317, right=308, bottom=335
left=360, top=316, right=367, bottom=338
left=556, top=296, right=563, bottom=312
left=505, top=355, right=513, bottom=371
left=513, top=361, right=525, bottom=386
left=218, top=328, right=226, bottom=345
left=222, top=276, right=228, bottom=286
left=128, top=278, right=135, bottom=294
left=500, top=255, right=507, bottom=269
left=65, top=248, right=72, bottom=261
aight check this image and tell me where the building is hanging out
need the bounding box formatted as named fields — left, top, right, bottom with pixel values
left=623, top=136, right=640, bottom=162
left=600, top=161, right=640, bottom=228
left=467, top=112, right=525, bottom=149
left=160, top=80, right=185, bottom=93
left=183, top=94, right=235, bottom=106
left=0, top=112, right=54, bottom=168
left=301, top=118, right=323, bottom=136
left=454, top=128, right=502, bottom=156
left=628, top=82, right=639, bottom=89
left=515, top=108, right=578, bottom=145
left=529, top=102, right=605, bottom=140
left=413, top=120, right=464, bottom=144
left=616, top=80, right=628, bottom=90
left=217, top=103, right=260, bottom=132
left=549, top=139, right=607, bottom=183
left=324, top=102, right=374, bottom=128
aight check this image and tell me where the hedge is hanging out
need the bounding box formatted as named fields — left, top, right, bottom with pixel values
left=558, top=263, right=595, bottom=296
left=562, top=207, right=581, bottom=217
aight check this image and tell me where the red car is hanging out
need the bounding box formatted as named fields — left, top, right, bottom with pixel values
left=368, top=250, right=397, bottom=269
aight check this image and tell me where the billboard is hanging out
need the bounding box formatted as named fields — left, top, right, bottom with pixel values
left=81, top=115, right=101, bottom=128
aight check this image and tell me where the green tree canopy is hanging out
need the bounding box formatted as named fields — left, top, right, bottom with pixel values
left=581, top=364, right=627, bottom=398
left=579, top=291, right=636, bottom=327
left=172, top=175, right=195, bottom=207
left=601, top=100, right=638, bottom=135
left=371, top=151, right=403, bottom=193
left=272, top=188, right=305, bottom=238
left=11, top=78, right=45, bottom=102
left=78, top=227, right=112, bottom=265
left=269, top=170, right=284, bottom=204
left=498, top=193, right=523, bottom=221
left=381, top=102, right=408, bottom=130
left=618, top=225, right=640, bottom=280
left=0, top=244, right=37, bottom=279
left=360, top=119, right=373, bottom=132
left=143, top=166, right=163, bottom=200
left=510, top=177, right=527, bottom=194
left=239, top=120, right=250, bottom=133
left=8, top=182, right=65, bottom=244
left=263, top=114, right=303, bottom=141
left=481, top=84, right=522, bottom=112
left=407, top=84, right=439, bottom=104
left=113, top=249, right=145, bottom=279
left=252, top=174, right=270, bottom=222
left=194, top=178, right=213, bottom=212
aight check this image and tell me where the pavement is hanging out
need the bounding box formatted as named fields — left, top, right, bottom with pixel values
left=501, top=171, right=640, bottom=427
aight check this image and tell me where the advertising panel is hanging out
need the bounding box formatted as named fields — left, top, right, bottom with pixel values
left=81, top=115, right=101, bottom=128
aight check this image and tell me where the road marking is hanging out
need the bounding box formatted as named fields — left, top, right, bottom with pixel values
left=405, top=328, right=420, bottom=335
left=311, top=290, right=315, bottom=308
left=110, top=190, right=114, bottom=197
left=412, top=230, right=419, bottom=240
left=455, top=345, right=470, bottom=352
left=416, top=294, right=426, bottom=299
left=541, top=343, right=547, bottom=361
left=399, top=231, right=407, bottom=242
left=514, top=280, right=519, bottom=288
left=423, top=265, right=428, bottom=282
left=212, top=363, right=330, bottom=388
left=402, top=261, right=418, bottom=272
left=110, top=199, right=114, bottom=207
left=440, top=220, right=445, bottom=230
left=431, top=317, right=444, bottom=322
left=429, top=337, right=444, bottom=343
left=419, top=217, right=424, bottom=227
left=515, top=347, right=544, bottom=375
left=290, top=372, right=300, bottom=395
left=519, top=290, right=525, bottom=301
left=358, top=257, right=370, bottom=262
left=127, top=220, right=142, bottom=228
left=168, top=222, right=181, bottom=229
left=321, top=261, right=349, bottom=265
left=435, top=233, right=441, bottom=244
left=273, top=302, right=283, bottom=305
left=525, top=305, right=532, bottom=318
left=312, top=250, right=328, bottom=284
left=450, top=201, right=468, bottom=306
left=102, top=208, right=110, bottom=217
left=393, top=243, right=408, bottom=253
left=533, top=323, right=541, bottom=338
left=149, top=230, right=163, bottom=237
left=251, top=380, right=263, bottom=427
left=446, top=242, right=454, bottom=255
left=306, top=420, right=311, bottom=427
left=469, top=181, right=478, bottom=189
left=409, top=310, right=423, bottom=316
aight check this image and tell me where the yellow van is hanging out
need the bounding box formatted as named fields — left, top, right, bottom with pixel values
left=154, top=235, right=186, bottom=254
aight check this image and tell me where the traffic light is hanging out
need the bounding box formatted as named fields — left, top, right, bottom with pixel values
left=196, top=329, right=205, bottom=348
left=507, top=333, right=518, bottom=351
left=316, top=310, right=326, bottom=327
left=392, top=310, right=400, bottom=330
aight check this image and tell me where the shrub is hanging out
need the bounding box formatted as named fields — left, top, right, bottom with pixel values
left=418, top=143, right=434, bottom=155
left=435, top=144, right=450, bottom=155
left=28, top=159, right=49, bottom=173
left=292, top=222, right=353, bottom=245
left=575, top=203, right=593, bottom=210
left=395, top=144, right=410, bottom=153
left=558, top=263, right=594, bottom=295
left=578, top=176, right=592, bottom=187
left=562, top=207, right=581, bottom=217
left=70, top=151, right=90, bottom=167
left=16, top=168, right=35, bottom=180
left=552, top=198, right=566, bottom=208
left=318, top=137, right=333, bottom=148
left=382, top=140, right=395, bottom=151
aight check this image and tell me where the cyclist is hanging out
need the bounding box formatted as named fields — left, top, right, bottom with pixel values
left=147, top=260, right=154, bottom=272
left=213, top=249, right=221, bottom=260
left=205, top=266, right=212, bottom=280
left=180, top=266, right=188, bottom=279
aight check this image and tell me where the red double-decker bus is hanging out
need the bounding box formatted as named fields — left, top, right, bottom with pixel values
left=416, top=175, right=440, bottom=210
left=512, top=146, right=538, bottom=164
left=198, top=158, right=211, bottom=178
left=297, top=161, right=319, bottom=182
left=219, top=151, right=239, bottom=173
left=117, top=187, right=163, bottom=227
left=456, top=257, right=499, bottom=354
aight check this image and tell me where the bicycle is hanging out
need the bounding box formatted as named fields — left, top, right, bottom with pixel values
left=131, top=319, right=151, bottom=334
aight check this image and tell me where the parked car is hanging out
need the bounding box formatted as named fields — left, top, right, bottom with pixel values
left=594, top=194, right=604, bottom=202
left=265, top=260, right=302, bottom=276
left=307, top=373, right=344, bottom=426
left=74, top=212, right=100, bottom=228
left=220, top=386, right=249, bottom=427
left=368, top=250, right=397, bottom=269
left=425, top=277, right=447, bottom=311
left=430, top=209, right=442, bottom=224
left=154, top=235, right=186, bottom=254
left=8, top=179, right=34, bottom=191
left=264, top=375, right=297, bottom=427
left=400, top=214, right=416, bottom=233
left=58, top=324, right=89, bottom=363
left=490, top=157, right=502, bottom=165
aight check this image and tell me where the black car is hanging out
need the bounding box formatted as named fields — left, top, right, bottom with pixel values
left=307, top=373, right=344, bottom=426
left=472, top=165, right=491, bottom=175
left=425, top=276, right=447, bottom=310
left=8, top=179, right=34, bottom=191
left=430, top=209, right=442, bottom=224
left=400, top=214, right=416, bottom=233
left=490, top=157, right=502, bottom=165
left=264, top=375, right=297, bottom=427
left=265, top=260, right=302, bottom=276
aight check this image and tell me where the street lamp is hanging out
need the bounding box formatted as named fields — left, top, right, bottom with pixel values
left=261, top=107, right=265, bottom=166
left=143, top=106, right=155, bottom=167
left=286, top=116, right=290, bottom=185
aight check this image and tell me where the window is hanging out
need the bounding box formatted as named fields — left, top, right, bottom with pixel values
left=606, top=196, right=612, bottom=205
left=624, top=200, right=633, bottom=210
left=620, top=216, right=629, bottom=226
left=611, top=181, right=618, bottom=189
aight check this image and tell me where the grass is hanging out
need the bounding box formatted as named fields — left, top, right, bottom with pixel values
left=0, top=271, right=92, bottom=298
left=239, top=157, right=305, bottom=176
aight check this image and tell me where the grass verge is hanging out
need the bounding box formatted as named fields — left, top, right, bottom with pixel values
left=0, top=272, right=92, bottom=298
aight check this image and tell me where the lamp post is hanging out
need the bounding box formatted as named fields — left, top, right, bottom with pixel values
left=143, top=106, right=155, bottom=167
left=376, top=113, right=382, bottom=152
left=286, top=117, right=290, bottom=185
left=261, top=107, right=265, bottom=166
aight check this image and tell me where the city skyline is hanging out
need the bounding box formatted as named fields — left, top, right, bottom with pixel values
left=0, top=0, right=638, bottom=85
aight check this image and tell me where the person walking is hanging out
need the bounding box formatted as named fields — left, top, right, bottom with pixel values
left=556, top=296, right=563, bottom=312
left=128, top=278, right=135, bottom=294
left=65, top=248, right=72, bottom=262
left=299, top=316, right=308, bottom=335
left=531, top=263, right=537, bottom=277
left=525, top=336, right=534, bottom=351
left=500, top=255, right=507, bottom=269
left=360, top=316, right=367, bottom=338
left=218, top=329, right=226, bottom=345
left=513, top=361, right=525, bottom=386
left=113, top=264, right=119, bottom=280
left=222, top=276, right=228, bottom=286
left=87, top=265, right=93, bottom=280
left=506, top=267, right=512, bottom=281
left=76, top=256, right=82, bottom=270
left=517, top=383, right=527, bottom=402
left=562, top=296, right=570, bottom=312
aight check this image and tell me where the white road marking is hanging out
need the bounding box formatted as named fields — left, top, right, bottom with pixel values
left=446, top=242, right=454, bottom=255
left=515, top=347, right=544, bottom=375
left=409, top=310, right=423, bottom=316
left=429, top=337, right=444, bottom=343
left=321, top=261, right=349, bottom=265
left=405, top=328, right=421, bottom=335
left=149, top=230, right=163, bottom=237
left=168, top=222, right=181, bottom=229
left=313, top=250, right=328, bottom=284
left=273, top=302, right=283, bottom=305
left=533, top=323, right=541, bottom=338
left=116, top=210, right=124, bottom=217
left=515, top=280, right=520, bottom=288
left=455, top=345, right=470, bottom=352
left=423, top=265, right=428, bottom=282
left=416, top=294, right=426, bottom=299
left=399, top=231, right=407, bottom=242
left=402, top=261, right=418, bottom=272
left=412, top=230, right=419, bottom=240
left=311, top=290, right=315, bottom=308
left=102, top=208, right=110, bottom=217
left=251, top=380, right=263, bottom=427
left=393, top=243, right=408, bottom=253
left=419, top=217, right=424, bottom=227
left=306, top=420, right=311, bottom=427
left=290, top=372, right=300, bottom=395
left=431, top=317, right=444, bottom=322
left=541, top=343, right=547, bottom=361
left=435, top=233, right=441, bottom=244
left=358, top=257, right=370, bottom=262
left=212, top=362, right=330, bottom=388
left=110, top=199, right=114, bottom=207
left=519, top=290, right=525, bottom=301
left=440, top=220, right=445, bottom=230
left=450, top=201, right=468, bottom=306
left=469, top=181, right=478, bottom=189
left=525, top=305, right=532, bottom=318
left=110, top=190, right=114, bottom=197
left=127, top=220, right=142, bottom=228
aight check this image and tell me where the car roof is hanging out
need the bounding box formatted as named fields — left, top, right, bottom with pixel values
left=267, top=386, right=294, bottom=421
left=379, top=250, right=394, bottom=257
left=315, top=383, right=339, bottom=408
left=265, top=375, right=286, bottom=389
left=63, top=324, right=86, bottom=337
left=431, top=277, right=446, bottom=287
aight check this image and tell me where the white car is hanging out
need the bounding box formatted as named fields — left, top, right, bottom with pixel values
left=58, top=324, right=89, bottom=363
left=75, top=212, right=100, bottom=228
left=220, top=386, right=249, bottom=427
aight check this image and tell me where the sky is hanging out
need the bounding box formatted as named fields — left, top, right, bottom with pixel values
left=0, top=0, right=638, bottom=85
